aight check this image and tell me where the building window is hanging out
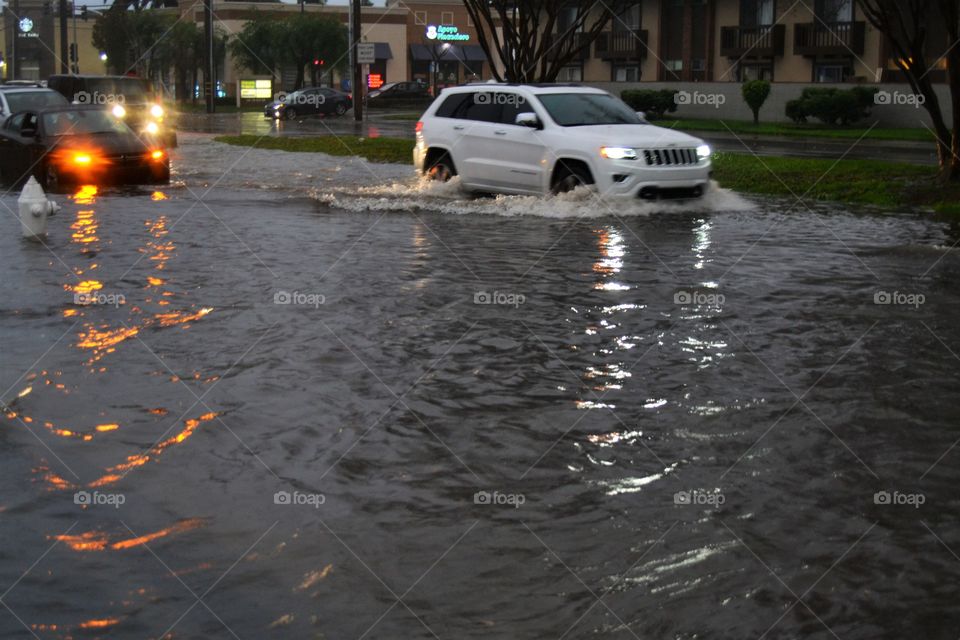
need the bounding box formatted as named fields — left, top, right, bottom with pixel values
left=557, top=65, right=583, bottom=82
left=615, top=3, right=641, bottom=31
left=612, top=64, right=640, bottom=82
left=441, top=11, right=454, bottom=25
left=814, top=63, right=849, bottom=82
left=665, top=59, right=684, bottom=71
left=414, top=11, right=427, bottom=26
left=739, top=63, right=773, bottom=81
left=741, top=0, right=775, bottom=27
left=816, top=0, right=853, bottom=22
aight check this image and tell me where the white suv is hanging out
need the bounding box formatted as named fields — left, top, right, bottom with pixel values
left=414, top=84, right=712, bottom=200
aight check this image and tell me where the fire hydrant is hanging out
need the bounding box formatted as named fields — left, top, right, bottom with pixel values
left=19, top=176, right=60, bottom=240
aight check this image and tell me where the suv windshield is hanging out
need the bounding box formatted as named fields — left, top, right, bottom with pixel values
left=537, top=93, right=643, bottom=127
left=6, top=91, right=68, bottom=113
left=43, top=110, right=130, bottom=136
left=81, top=78, right=152, bottom=104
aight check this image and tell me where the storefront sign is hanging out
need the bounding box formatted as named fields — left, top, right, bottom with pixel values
left=426, top=25, right=470, bottom=42
left=18, top=17, right=38, bottom=38
left=367, top=73, right=384, bottom=89
left=240, top=79, right=272, bottom=99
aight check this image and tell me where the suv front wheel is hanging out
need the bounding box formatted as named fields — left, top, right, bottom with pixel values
left=551, top=162, right=593, bottom=195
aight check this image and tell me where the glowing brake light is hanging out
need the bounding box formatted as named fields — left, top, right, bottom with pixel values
left=150, top=150, right=164, bottom=160
left=73, top=153, right=92, bottom=165
left=415, top=121, right=424, bottom=133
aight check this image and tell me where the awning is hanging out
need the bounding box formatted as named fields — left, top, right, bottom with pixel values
left=409, top=44, right=483, bottom=62
left=374, top=43, right=393, bottom=60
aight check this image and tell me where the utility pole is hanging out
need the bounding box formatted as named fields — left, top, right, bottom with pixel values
left=351, top=0, right=363, bottom=121
left=58, top=0, right=68, bottom=73
left=71, top=2, right=78, bottom=73
left=11, top=0, right=19, bottom=79
left=204, top=0, right=214, bottom=113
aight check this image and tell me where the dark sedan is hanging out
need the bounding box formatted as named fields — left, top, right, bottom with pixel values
left=0, top=106, right=170, bottom=191
left=366, top=82, right=431, bottom=108
left=264, top=87, right=353, bottom=120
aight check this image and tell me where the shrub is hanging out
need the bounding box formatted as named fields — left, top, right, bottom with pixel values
left=785, top=86, right=880, bottom=125
left=620, top=89, right=678, bottom=119
left=741, top=80, right=771, bottom=125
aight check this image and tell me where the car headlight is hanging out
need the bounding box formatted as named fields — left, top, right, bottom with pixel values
left=150, top=104, right=164, bottom=119
left=145, top=122, right=159, bottom=135
left=112, top=104, right=126, bottom=118
left=696, top=144, right=712, bottom=160
left=600, top=146, right=638, bottom=160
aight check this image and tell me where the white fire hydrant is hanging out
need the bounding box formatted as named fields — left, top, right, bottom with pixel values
left=19, top=176, right=60, bottom=240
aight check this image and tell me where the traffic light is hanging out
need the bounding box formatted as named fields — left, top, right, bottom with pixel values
left=69, top=43, right=77, bottom=63
left=81, top=5, right=88, bottom=20
left=313, top=59, right=324, bottom=67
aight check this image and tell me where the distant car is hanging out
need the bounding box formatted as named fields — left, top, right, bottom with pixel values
left=47, top=75, right=176, bottom=147
left=366, top=82, right=431, bottom=108
left=0, top=106, right=170, bottom=191
left=414, top=84, right=712, bottom=199
left=263, top=88, right=353, bottom=119
left=0, top=87, right=68, bottom=119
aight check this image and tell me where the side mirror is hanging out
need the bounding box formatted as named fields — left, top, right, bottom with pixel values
left=21, top=126, right=37, bottom=138
left=515, top=112, right=540, bottom=129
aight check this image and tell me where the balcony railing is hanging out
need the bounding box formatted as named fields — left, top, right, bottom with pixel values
left=595, top=29, right=649, bottom=59
left=719, top=24, right=786, bottom=57
left=793, top=21, right=865, bottom=55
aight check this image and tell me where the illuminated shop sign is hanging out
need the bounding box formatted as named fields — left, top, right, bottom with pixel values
left=426, top=25, right=470, bottom=42
left=240, top=79, right=272, bottom=99
left=367, top=73, right=384, bottom=89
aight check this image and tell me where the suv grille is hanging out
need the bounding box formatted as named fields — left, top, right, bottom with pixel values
left=642, top=148, right=698, bottom=166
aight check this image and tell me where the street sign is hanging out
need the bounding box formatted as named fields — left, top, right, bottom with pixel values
left=356, top=43, right=376, bottom=65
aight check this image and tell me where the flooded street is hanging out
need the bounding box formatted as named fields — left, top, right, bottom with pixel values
left=2, top=133, right=960, bottom=639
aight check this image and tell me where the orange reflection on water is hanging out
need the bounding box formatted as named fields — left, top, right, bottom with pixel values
left=151, top=191, right=168, bottom=201
left=73, top=185, right=98, bottom=205
left=55, top=519, right=205, bottom=552
left=86, top=412, right=220, bottom=488
left=96, top=423, right=119, bottom=432
left=79, top=618, right=120, bottom=629
left=155, top=307, right=212, bottom=327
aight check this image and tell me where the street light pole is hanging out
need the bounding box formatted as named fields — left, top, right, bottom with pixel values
left=11, top=0, right=19, bottom=79
left=351, top=0, right=363, bottom=121
left=58, top=0, right=68, bottom=73
left=204, top=0, right=214, bottom=113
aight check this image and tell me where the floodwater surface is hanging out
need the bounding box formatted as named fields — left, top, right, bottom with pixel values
left=1, top=134, right=959, bottom=639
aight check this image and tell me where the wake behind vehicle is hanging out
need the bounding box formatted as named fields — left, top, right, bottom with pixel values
left=263, top=87, right=353, bottom=119
left=0, top=106, right=170, bottom=191
left=48, top=75, right=176, bottom=148
left=414, top=84, right=712, bottom=200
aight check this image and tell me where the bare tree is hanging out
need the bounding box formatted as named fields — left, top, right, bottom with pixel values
left=857, top=0, right=960, bottom=180
left=462, top=0, right=637, bottom=83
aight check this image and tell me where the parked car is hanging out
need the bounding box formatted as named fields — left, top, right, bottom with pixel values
left=263, top=88, right=353, bottom=119
left=0, top=106, right=170, bottom=191
left=47, top=75, right=176, bottom=147
left=414, top=84, right=712, bottom=200
left=0, top=86, right=68, bottom=119
left=366, top=82, right=431, bottom=108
